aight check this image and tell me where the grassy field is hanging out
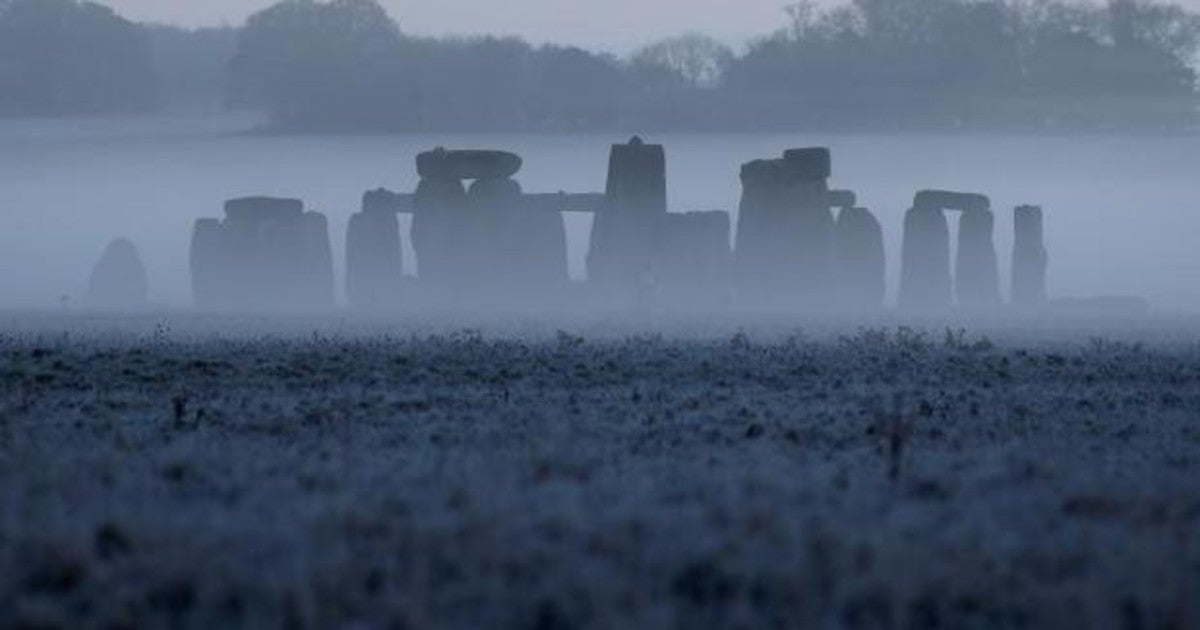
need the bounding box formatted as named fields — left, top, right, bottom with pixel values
left=1, top=313, right=1198, bottom=628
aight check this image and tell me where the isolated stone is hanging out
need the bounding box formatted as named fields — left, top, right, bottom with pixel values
left=416, top=149, right=522, bottom=181
left=345, top=210, right=403, bottom=309
left=86, top=238, right=148, bottom=309
left=1012, top=205, right=1049, bottom=307
left=956, top=209, right=1002, bottom=309
left=834, top=207, right=885, bottom=308
left=587, top=136, right=667, bottom=295
left=899, top=205, right=952, bottom=310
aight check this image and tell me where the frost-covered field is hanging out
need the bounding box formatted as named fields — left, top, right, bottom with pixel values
left=1, top=312, right=1199, bottom=628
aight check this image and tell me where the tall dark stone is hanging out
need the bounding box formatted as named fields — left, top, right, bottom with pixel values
left=956, top=209, right=1002, bottom=309
left=834, top=207, right=885, bottom=309
left=345, top=210, right=403, bottom=310
left=466, top=177, right=524, bottom=292
left=899, top=205, right=952, bottom=310
left=587, top=137, right=667, bottom=297
left=86, top=238, right=148, bottom=309
left=1012, top=205, right=1048, bottom=306
left=734, top=159, right=796, bottom=306
left=411, top=176, right=469, bottom=288
left=190, top=218, right=229, bottom=310
left=782, top=147, right=836, bottom=304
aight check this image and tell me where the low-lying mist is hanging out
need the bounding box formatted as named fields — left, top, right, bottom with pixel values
left=0, top=117, right=1196, bottom=313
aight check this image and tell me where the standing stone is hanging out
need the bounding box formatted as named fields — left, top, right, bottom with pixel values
left=190, top=218, right=229, bottom=310
left=86, top=238, right=148, bottom=309
left=956, top=209, right=1002, bottom=309
left=411, top=176, right=469, bottom=288
left=466, top=177, right=524, bottom=294
left=1012, top=205, right=1048, bottom=306
left=734, top=159, right=797, bottom=306
left=345, top=210, right=403, bottom=310
left=834, top=207, right=885, bottom=309
left=782, top=147, right=836, bottom=304
left=899, top=205, right=952, bottom=310
left=587, top=137, right=667, bottom=298
left=221, top=197, right=304, bottom=309
left=656, top=211, right=733, bottom=306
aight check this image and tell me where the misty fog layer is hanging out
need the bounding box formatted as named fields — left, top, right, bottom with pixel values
left=0, top=117, right=1194, bottom=311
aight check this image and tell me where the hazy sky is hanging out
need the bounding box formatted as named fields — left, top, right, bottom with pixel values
left=100, top=0, right=804, bottom=51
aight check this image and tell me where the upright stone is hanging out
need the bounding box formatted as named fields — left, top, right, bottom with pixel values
left=411, top=175, right=469, bottom=288
left=190, top=218, right=229, bottom=310
left=834, top=207, right=885, bottom=309
left=1012, top=205, right=1048, bottom=306
left=734, top=159, right=796, bottom=306
left=299, top=211, right=335, bottom=309
left=782, top=147, right=836, bottom=304
left=899, top=205, right=952, bottom=310
left=221, top=197, right=304, bottom=309
left=956, top=208, right=1002, bottom=309
left=466, top=176, right=524, bottom=293
left=345, top=210, right=403, bottom=310
left=86, top=238, right=148, bottom=309
left=587, top=137, right=667, bottom=297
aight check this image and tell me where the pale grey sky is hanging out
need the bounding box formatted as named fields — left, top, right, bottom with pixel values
left=100, top=0, right=804, bottom=52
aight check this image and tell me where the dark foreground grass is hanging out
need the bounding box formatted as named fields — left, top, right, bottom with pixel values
left=1, top=318, right=1198, bottom=628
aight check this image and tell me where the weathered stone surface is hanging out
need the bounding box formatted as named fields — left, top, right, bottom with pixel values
left=1012, top=205, right=1049, bottom=306
left=86, top=238, right=148, bottom=309
left=899, top=206, right=953, bottom=310
left=223, top=197, right=304, bottom=225
left=956, top=209, right=1002, bottom=309
left=913, top=190, right=990, bottom=213
left=587, top=137, right=667, bottom=296
left=656, top=211, right=732, bottom=305
left=782, top=147, right=832, bottom=181
left=417, top=149, right=522, bottom=181
left=412, top=177, right=469, bottom=286
left=834, top=207, right=885, bottom=308
left=346, top=210, right=403, bottom=309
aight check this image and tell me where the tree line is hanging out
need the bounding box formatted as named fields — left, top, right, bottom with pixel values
left=1, top=0, right=1198, bottom=130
